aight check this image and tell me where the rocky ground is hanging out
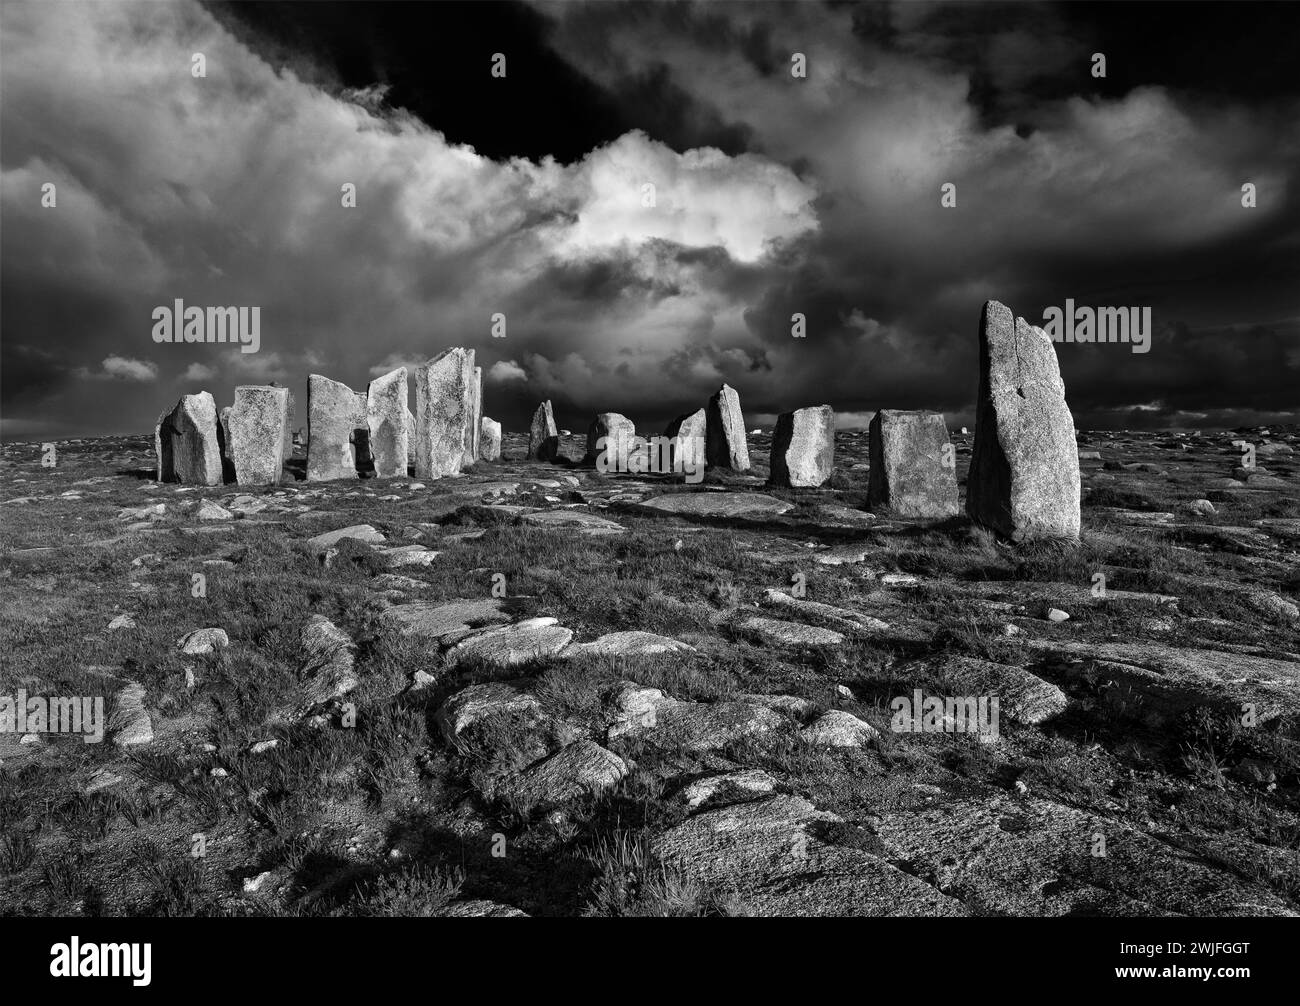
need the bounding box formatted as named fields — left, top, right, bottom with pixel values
left=1, top=427, right=1298, bottom=917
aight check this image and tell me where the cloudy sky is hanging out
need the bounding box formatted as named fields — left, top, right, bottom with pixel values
left=3, top=0, right=1298, bottom=440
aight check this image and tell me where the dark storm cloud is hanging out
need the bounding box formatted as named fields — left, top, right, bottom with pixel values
left=531, top=0, right=1300, bottom=429
left=2, top=0, right=1297, bottom=440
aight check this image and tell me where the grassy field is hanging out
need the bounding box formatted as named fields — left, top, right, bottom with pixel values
left=1, top=428, right=1297, bottom=916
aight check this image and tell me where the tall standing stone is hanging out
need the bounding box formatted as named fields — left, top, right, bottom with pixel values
left=706, top=383, right=751, bottom=471
left=480, top=417, right=502, bottom=461
left=229, top=385, right=290, bottom=486
left=217, top=405, right=236, bottom=483
left=585, top=413, right=635, bottom=470
left=663, top=409, right=707, bottom=473
left=769, top=405, right=835, bottom=488
left=529, top=401, right=559, bottom=461
left=414, top=348, right=475, bottom=479
left=307, top=375, right=367, bottom=482
left=867, top=410, right=958, bottom=518
left=467, top=366, right=482, bottom=463
left=155, top=392, right=222, bottom=485
left=406, top=407, right=416, bottom=468
left=367, top=367, right=408, bottom=478
left=967, top=300, right=1081, bottom=540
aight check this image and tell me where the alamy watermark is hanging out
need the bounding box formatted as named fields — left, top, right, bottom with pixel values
left=1042, top=300, right=1151, bottom=354
left=152, top=300, right=260, bottom=354
left=593, top=434, right=705, bottom=484
left=0, top=690, right=105, bottom=743
left=890, top=690, right=1000, bottom=740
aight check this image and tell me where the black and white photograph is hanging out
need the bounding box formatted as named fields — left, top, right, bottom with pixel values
left=1, top=0, right=1296, bottom=975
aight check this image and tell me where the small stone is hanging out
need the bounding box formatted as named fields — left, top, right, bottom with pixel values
left=107, top=613, right=137, bottom=631
left=1047, top=608, right=1070, bottom=622
left=196, top=499, right=234, bottom=520
left=799, top=710, right=879, bottom=747
left=177, top=627, right=229, bottom=654
left=740, top=616, right=845, bottom=647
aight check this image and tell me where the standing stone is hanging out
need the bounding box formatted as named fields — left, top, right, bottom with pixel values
left=156, top=392, right=222, bottom=485
left=307, top=375, right=366, bottom=482
left=414, top=348, right=475, bottom=479
left=586, top=413, right=635, bottom=470
left=467, top=366, right=482, bottom=463
left=663, top=408, right=707, bottom=473
left=367, top=367, right=408, bottom=478
left=229, top=385, right=290, bottom=486
left=867, top=410, right=958, bottom=518
left=769, top=405, right=835, bottom=488
left=480, top=416, right=502, bottom=461
left=268, top=383, right=295, bottom=461
left=406, top=407, right=416, bottom=467
left=967, top=300, right=1081, bottom=540
left=706, top=383, right=751, bottom=470
left=529, top=401, right=559, bottom=461
left=217, top=405, right=236, bottom=483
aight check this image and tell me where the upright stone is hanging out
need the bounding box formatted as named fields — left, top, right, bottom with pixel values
left=480, top=417, right=502, bottom=461
left=769, top=405, right=835, bottom=488
left=529, top=401, right=559, bottom=461
left=367, top=367, right=408, bottom=478
left=307, top=375, right=366, bottom=482
left=229, top=385, right=290, bottom=486
left=217, top=405, right=236, bottom=483
left=706, top=383, right=751, bottom=470
left=155, top=392, right=222, bottom=485
left=585, top=413, right=635, bottom=470
left=967, top=300, right=1081, bottom=540
left=467, top=366, right=482, bottom=463
left=663, top=409, right=707, bottom=473
left=867, top=410, right=958, bottom=518
left=414, top=348, right=475, bottom=479
left=406, top=407, right=417, bottom=467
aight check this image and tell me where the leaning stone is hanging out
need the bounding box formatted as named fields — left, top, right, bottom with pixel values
left=229, top=385, right=290, bottom=485
left=867, top=410, right=959, bottom=518
left=366, top=367, right=409, bottom=478
left=480, top=417, right=502, bottom=461
left=663, top=409, right=707, bottom=473
left=967, top=300, right=1081, bottom=540
left=705, top=383, right=751, bottom=470
left=769, top=405, right=834, bottom=488
left=155, top=392, right=222, bottom=485
left=415, top=348, right=476, bottom=478
left=585, top=412, right=635, bottom=469
left=528, top=401, right=559, bottom=461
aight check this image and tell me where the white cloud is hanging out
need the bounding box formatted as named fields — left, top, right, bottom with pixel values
left=487, top=360, right=527, bottom=383
left=181, top=363, right=216, bottom=382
